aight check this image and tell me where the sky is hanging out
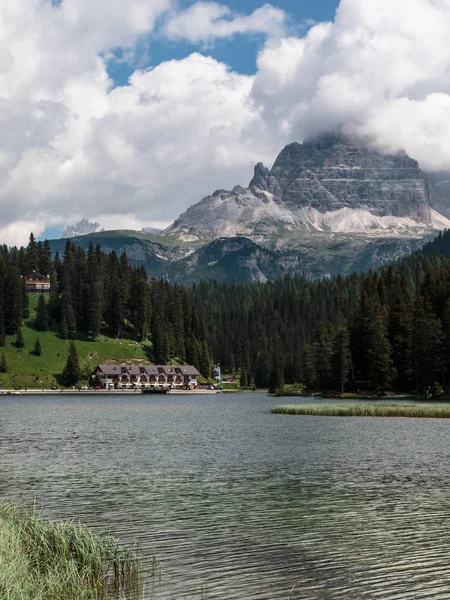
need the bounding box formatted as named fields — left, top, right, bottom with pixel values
left=2, top=0, right=450, bottom=244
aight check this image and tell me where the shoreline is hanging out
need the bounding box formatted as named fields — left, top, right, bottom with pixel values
left=0, top=388, right=220, bottom=395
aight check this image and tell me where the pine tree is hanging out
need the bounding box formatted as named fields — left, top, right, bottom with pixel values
left=62, top=295, right=76, bottom=339
left=47, top=271, right=61, bottom=323
left=59, top=315, right=69, bottom=339
left=254, top=349, right=270, bottom=388
left=313, top=322, right=334, bottom=389
left=62, top=341, right=80, bottom=386
left=240, top=363, right=248, bottom=387
left=0, top=352, right=7, bottom=373
left=412, top=295, right=443, bottom=395
left=38, top=240, right=53, bottom=276
left=0, top=309, right=5, bottom=348
left=333, top=325, right=352, bottom=394
left=15, top=325, right=24, bottom=348
left=199, top=340, right=211, bottom=379
left=268, top=350, right=284, bottom=394
left=25, top=233, right=38, bottom=273
left=34, top=337, right=42, bottom=356
left=35, top=295, right=49, bottom=331
left=302, top=343, right=316, bottom=389
left=22, top=279, right=29, bottom=318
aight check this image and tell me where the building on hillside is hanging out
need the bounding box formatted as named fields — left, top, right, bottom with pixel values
left=24, top=272, right=50, bottom=294
left=92, top=364, right=201, bottom=390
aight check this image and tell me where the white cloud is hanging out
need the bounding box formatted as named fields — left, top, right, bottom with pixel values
left=252, top=0, right=450, bottom=170
left=3, top=0, right=450, bottom=245
left=165, top=2, right=286, bottom=43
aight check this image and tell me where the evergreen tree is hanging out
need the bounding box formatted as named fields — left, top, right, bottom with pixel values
left=333, top=325, right=352, bottom=394
left=34, top=337, right=42, bottom=356
left=25, top=233, right=38, bottom=273
left=22, top=279, right=29, bottom=318
left=268, top=349, right=284, bottom=394
left=313, top=323, right=334, bottom=389
left=302, top=343, right=316, bottom=389
left=38, top=240, right=53, bottom=276
left=199, top=340, right=211, bottom=379
left=62, top=341, right=80, bottom=386
left=35, top=295, right=49, bottom=331
left=47, top=271, right=61, bottom=323
left=0, top=352, right=7, bottom=373
left=240, top=363, right=248, bottom=387
left=62, top=295, right=76, bottom=339
left=0, top=309, right=5, bottom=348
left=15, top=325, right=24, bottom=348
left=254, top=349, right=270, bottom=388
left=412, top=295, right=443, bottom=395
left=59, top=315, right=68, bottom=339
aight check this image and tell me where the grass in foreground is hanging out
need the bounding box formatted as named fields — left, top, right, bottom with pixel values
left=0, top=502, right=142, bottom=600
left=271, top=403, right=450, bottom=418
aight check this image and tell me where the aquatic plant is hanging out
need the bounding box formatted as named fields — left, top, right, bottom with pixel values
left=271, top=403, right=450, bottom=418
left=0, top=501, right=142, bottom=600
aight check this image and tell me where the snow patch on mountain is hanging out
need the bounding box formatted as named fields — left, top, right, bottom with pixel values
left=166, top=184, right=450, bottom=243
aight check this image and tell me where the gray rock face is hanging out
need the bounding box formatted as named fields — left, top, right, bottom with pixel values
left=166, top=135, right=443, bottom=245
left=62, top=219, right=103, bottom=238
left=427, top=172, right=450, bottom=218
left=250, top=134, right=431, bottom=222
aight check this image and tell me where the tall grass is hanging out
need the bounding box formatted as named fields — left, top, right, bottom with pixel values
left=0, top=502, right=142, bottom=600
left=271, top=403, right=450, bottom=418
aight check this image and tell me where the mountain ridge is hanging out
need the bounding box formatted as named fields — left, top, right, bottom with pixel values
left=165, top=135, right=449, bottom=245
left=52, top=135, right=450, bottom=283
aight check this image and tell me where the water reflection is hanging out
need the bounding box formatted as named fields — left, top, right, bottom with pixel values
left=1, top=394, right=450, bottom=599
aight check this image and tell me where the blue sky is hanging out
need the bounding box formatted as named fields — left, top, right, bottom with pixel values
left=107, top=0, right=340, bottom=87
left=42, top=0, right=341, bottom=239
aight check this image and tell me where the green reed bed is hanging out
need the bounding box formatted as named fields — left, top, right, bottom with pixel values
left=272, top=403, right=450, bottom=418
left=0, top=502, right=142, bottom=600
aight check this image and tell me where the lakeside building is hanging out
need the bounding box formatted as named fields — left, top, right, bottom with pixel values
left=24, top=272, right=50, bottom=294
left=92, top=364, right=200, bottom=390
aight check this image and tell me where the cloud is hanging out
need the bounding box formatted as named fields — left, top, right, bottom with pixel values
left=3, top=0, right=450, bottom=245
left=165, top=2, right=286, bottom=43
left=252, top=0, right=450, bottom=171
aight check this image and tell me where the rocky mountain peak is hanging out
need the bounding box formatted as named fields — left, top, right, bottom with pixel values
left=62, top=219, right=103, bottom=239
left=165, top=135, right=450, bottom=244
left=250, top=135, right=429, bottom=221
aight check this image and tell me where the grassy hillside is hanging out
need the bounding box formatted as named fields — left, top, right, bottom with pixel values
left=0, top=296, right=153, bottom=389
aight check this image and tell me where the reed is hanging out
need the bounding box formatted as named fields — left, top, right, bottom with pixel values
left=0, top=501, right=143, bottom=600
left=271, top=403, right=450, bottom=418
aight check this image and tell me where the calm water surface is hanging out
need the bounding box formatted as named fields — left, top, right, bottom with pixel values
left=1, top=393, right=450, bottom=599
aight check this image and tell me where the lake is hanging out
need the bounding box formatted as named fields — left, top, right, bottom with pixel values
left=1, top=392, right=450, bottom=599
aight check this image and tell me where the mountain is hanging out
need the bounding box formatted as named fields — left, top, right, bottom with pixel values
left=62, top=219, right=103, bottom=238
left=165, top=134, right=450, bottom=245
left=141, top=227, right=163, bottom=235
left=52, top=135, right=450, bottom=283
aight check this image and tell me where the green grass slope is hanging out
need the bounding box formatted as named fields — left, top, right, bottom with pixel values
left=0, top=296, right=152, bottom=389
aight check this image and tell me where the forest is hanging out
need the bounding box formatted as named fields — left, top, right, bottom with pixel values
left=190, top=231, right=450, bottom=395
left=3, top=230, right=450, bottom=394
left=0, top=235, right=211, bottom=380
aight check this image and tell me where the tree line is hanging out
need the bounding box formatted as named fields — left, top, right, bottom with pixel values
left=190, top=231, right=450, bottom=395
left=0, top=234, right=211, bottom=379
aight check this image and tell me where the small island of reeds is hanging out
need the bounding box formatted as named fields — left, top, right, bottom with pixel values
left=271, top=403, right=450, bottom=418
left=0, top=502, right=143, bottom=600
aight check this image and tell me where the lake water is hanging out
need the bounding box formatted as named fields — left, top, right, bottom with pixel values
left=1, top=393, right=450, bottom=599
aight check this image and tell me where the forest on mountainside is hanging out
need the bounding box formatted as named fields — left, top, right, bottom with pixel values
left=3, top=230, right=450, bottom=394
left=190, top=231, right=450, bottom=395
left=0, top=235, right=211, bottom=379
